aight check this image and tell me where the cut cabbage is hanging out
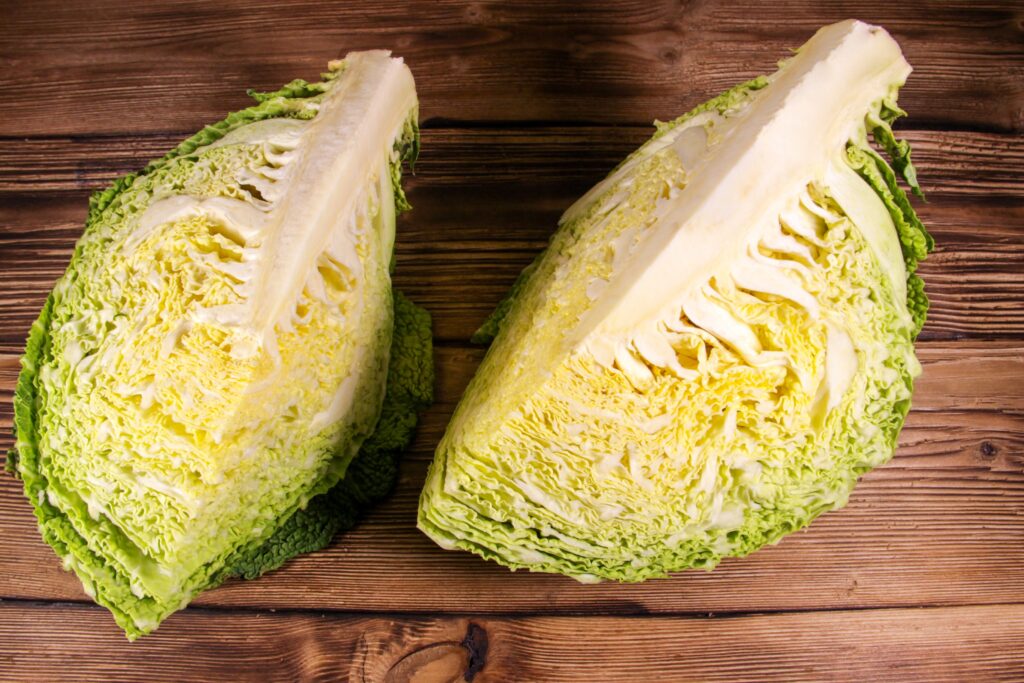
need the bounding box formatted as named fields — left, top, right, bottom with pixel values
left=10, top=51, right=432, bottom=637
left=419, top=21, right=931, bottom=581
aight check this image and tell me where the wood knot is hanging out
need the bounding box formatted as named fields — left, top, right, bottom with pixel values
left=384, top=622, right=489, bottom=683
left=980, top=441, right=998, bottom=459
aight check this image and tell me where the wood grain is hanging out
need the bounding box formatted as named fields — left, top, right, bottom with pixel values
left=1, top=602, right=1022, bottom=682
left=2, top=128, right=1020, bottom=195
left=1, top=1, right=1021, bottom=135
left=3, top=195, right=1011, bottom=344
left=0, top=129, right=1021, bottom=344
left=0, top=1, right=1021, bottom=676
left=1, top=341, right=1021, bottom=614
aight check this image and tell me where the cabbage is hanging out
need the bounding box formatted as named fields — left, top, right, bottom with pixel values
left=9, top=51, right=432, bottom=637
left=419, top=21, right=931, bottom=582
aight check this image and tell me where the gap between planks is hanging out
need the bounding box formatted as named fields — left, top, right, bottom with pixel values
left=5, top=593, right=1024, bottom=621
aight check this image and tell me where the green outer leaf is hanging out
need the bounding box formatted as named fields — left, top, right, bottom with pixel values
left=391, top=115, right=420, bottom=214
left=845, top=138, right=933, bottom=335
left=847, top=88, right=933, bottom=336
left=870, top=96, right=923, bottom=198
left=652, top=75, right=770, bottom=138
left=471, top=252, right=542, bottom=345
left=246, top=78, right=329, bottom=103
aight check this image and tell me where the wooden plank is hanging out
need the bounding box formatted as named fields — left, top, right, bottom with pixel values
left=0, top=130, right=1021, bottom=344
left=1, top=341, right=1021, bottom=613
left=1, top=339, right=1020, bottom=424
left=1, top=602, right=1022, bottom=681
left=2, top=205, right=1021, bottom=347
left=5, top=201, right=1022, bottom=346
left=1, top=1, right=1021, bottom=135
left=1, top=128, right=1020, bottom=196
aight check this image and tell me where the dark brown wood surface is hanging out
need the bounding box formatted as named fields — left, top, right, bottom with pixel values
left=0, top=1, right=1021, bottom=681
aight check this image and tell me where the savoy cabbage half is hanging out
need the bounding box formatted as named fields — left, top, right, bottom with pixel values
left=10, top=51, right=432, bottom=637
left=420, top=21, right=931, bottom=582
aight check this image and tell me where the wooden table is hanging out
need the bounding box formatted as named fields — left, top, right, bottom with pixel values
left=1, top=2, right=1021, bottom=681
